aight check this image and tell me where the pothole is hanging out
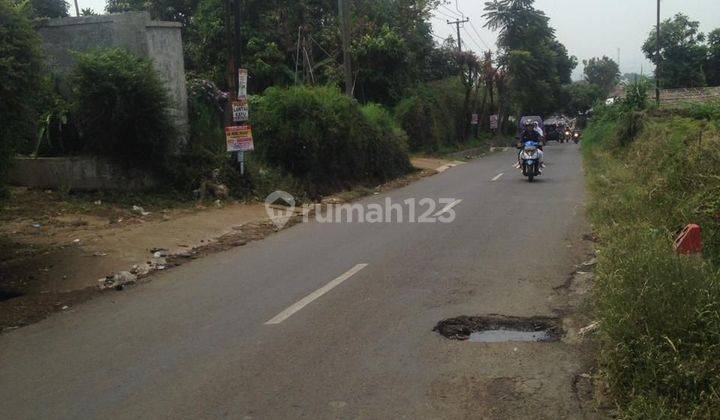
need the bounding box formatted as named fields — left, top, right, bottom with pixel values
left=0, top=290, right=25, bottom=302
left=433, top=315, right=563, bottom=342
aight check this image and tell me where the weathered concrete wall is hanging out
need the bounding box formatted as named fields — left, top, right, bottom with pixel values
left=7, top=157, right=159, bottom=191
left=38, top=12, right=188, bottom=142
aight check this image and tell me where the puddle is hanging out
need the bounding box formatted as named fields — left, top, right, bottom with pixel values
left=434, top=315, right=563, bottom=342
left=469, top=329, right=554, bottom=343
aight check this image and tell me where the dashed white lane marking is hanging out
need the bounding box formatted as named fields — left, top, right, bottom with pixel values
left=436, top=161, right=466, bottom=173
left=434, top=199, right=463, bottom=217
left=264, top=264, right=369, bottom=325
left=491, top=173, right=504, bottom=181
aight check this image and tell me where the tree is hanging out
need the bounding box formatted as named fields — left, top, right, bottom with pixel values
left=483, top=0, right=576, bottom=116
left=583, top=56, right=620, bottom=96
left=707, top=29, right=720, bottom=86
left=562, top=81, right=602, bottom=116
left=0, top=0, right=43, bottom=190
left=27, top=0, right=68, bottom=18
left=642, top=13, right=708, bottom=89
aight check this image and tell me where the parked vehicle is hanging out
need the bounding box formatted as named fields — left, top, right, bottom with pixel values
left=519, top=141, right=542, bottom=182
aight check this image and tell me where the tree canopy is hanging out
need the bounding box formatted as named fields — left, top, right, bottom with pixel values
left=583, top=56, right=620, bottom=96
left=483, top=0, right=576, bottom=116
left=642, top=13, right=708, bottom=89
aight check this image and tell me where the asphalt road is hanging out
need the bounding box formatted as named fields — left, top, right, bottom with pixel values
left=0, top=144, right=593, bottom=419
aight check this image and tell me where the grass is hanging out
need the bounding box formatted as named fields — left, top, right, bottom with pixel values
left=582, top=105, right=720, bottom=418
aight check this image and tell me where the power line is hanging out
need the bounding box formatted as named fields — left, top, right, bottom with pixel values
left=440, top=4, right=462, bottom=17
left=462, top=26, right=485, bottom=53
left=468, top=20, right=493, bottom=51
left=430, top=31, right=448, bottom=41
left=434, top=8, right=460, bottom=21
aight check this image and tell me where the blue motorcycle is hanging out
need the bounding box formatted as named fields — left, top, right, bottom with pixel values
left=519, top=140, right=541, bottom=182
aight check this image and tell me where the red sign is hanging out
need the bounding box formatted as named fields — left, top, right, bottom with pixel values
left=226, top=125, right=254, bottom=152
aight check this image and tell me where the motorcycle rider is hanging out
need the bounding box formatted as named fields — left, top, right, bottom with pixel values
left=516, top=121, right=545, bottom=170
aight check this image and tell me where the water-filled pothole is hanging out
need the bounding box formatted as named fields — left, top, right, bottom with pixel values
left=434, top=315, right=563, bottom=342
left=0, top=290, right=25, bottom=302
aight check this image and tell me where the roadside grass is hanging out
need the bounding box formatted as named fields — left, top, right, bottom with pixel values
left=583, top=106, right=720, bottom=418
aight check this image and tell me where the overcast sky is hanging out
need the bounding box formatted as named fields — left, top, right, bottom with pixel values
left=74, top=0, right=720, bottom=80
left=431, top=0, right=720, bottom=80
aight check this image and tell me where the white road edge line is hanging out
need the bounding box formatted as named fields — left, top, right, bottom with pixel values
left=434, top=199, right=463, bottom=217
left=264, top=264, right=369, bottom=325
left=491, top=173, right=504, bottom=181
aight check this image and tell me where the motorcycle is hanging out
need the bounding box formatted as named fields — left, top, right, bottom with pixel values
left=572, top=131, right=581, bottom=144
left=519, top=141, right=542, bottom=182
left=564, top=130, right=572, bottom=143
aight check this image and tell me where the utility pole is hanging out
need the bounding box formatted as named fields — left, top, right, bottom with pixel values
left=338, top=0, right=353, bottom=97
left=655, top=0, right=661, bottom=105
left=447, top=17, right=470, bottom=54
left=73, top=0, right=79, bottom=16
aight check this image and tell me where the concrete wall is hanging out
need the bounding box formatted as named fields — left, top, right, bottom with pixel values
left=38, top=12, right=188, bottom=143
left=7, top=157, right=159, bottom=191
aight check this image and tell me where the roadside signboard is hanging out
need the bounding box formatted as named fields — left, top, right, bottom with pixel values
left=238, top=69, right=248, bottom=97
left=232, top=98, right=249, bottom=122
left=471, top=113, right=479, bottom=125
left=490, top=114, right=499, bottom=130
left=226, top=125, right=254, bottom=152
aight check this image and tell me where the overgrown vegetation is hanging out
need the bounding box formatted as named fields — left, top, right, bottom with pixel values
left=251, top=85, right=412, bottom=197
left=72, top=49, right=177, bottom=171
left=0, top=0, right=43, bottom=195
left=395, top=78, right=465, bottom=152
left=583, top=99, right=720, bottom=417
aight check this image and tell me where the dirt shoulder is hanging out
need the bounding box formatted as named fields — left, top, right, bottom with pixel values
left=0, top=161, right=448, bottom=332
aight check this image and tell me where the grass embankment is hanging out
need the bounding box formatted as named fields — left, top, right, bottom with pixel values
left=583, top=103, right=720, bottom=418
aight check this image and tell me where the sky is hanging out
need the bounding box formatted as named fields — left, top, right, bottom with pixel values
left=430, top=0, right=720, bottom=80
left=73, top=0, right=720, bottom=80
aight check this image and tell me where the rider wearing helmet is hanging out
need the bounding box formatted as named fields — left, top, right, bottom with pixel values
left=517, top=121, right=545, bottom=170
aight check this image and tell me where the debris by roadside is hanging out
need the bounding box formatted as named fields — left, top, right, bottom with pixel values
left=98, top=271, right=137, bottom=291
left=579, top=321, right=600, bottom=336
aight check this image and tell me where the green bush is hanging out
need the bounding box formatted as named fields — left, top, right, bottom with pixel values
left=251, top=85, right=412, bottom=196
left=0, top=0, right=43, bottom=193
left=167, top=78, right=228, bottom=193
left=360, top=103, right=413, bottom=180
left=394, top=78, right=465, bottom=152
left=72, top=48, right=177, bottom=171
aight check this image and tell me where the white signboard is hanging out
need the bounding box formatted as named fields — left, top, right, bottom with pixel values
left=232, top=98, right=249, bottom=122
left=238, top=69, right=248, bottom=97
left=490, top=114, right=499, bottom=130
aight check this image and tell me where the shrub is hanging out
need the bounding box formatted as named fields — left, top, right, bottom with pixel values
left=394, top=78, right=465, bottom=152
left=72, top=48, right=177, bottom=171
left=584, top=109, right=720, bottom=416
left=167, top=78, right=227, bottom=193
left=251, top=85, right=412, bottom=196
left=360, top=103, right=413, bottom=180
left=0, top=0, right=43, bottom=193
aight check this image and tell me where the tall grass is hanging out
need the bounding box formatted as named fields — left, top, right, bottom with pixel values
left=584, top=104, right=720, bottom=418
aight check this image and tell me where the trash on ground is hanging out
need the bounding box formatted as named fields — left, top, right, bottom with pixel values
left=132, top=205, right=150, bottom=216
left=98, top=271, right=137, bottom=291
left=579, top=321, right=600, bottom=336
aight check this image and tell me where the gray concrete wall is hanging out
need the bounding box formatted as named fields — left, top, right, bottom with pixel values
left=38, top=12, right=188, bottom=143
left=7, top=157, right=159, bottom=191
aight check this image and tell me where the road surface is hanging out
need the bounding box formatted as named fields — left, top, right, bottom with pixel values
left=0, top=145, right=595, bottom=419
